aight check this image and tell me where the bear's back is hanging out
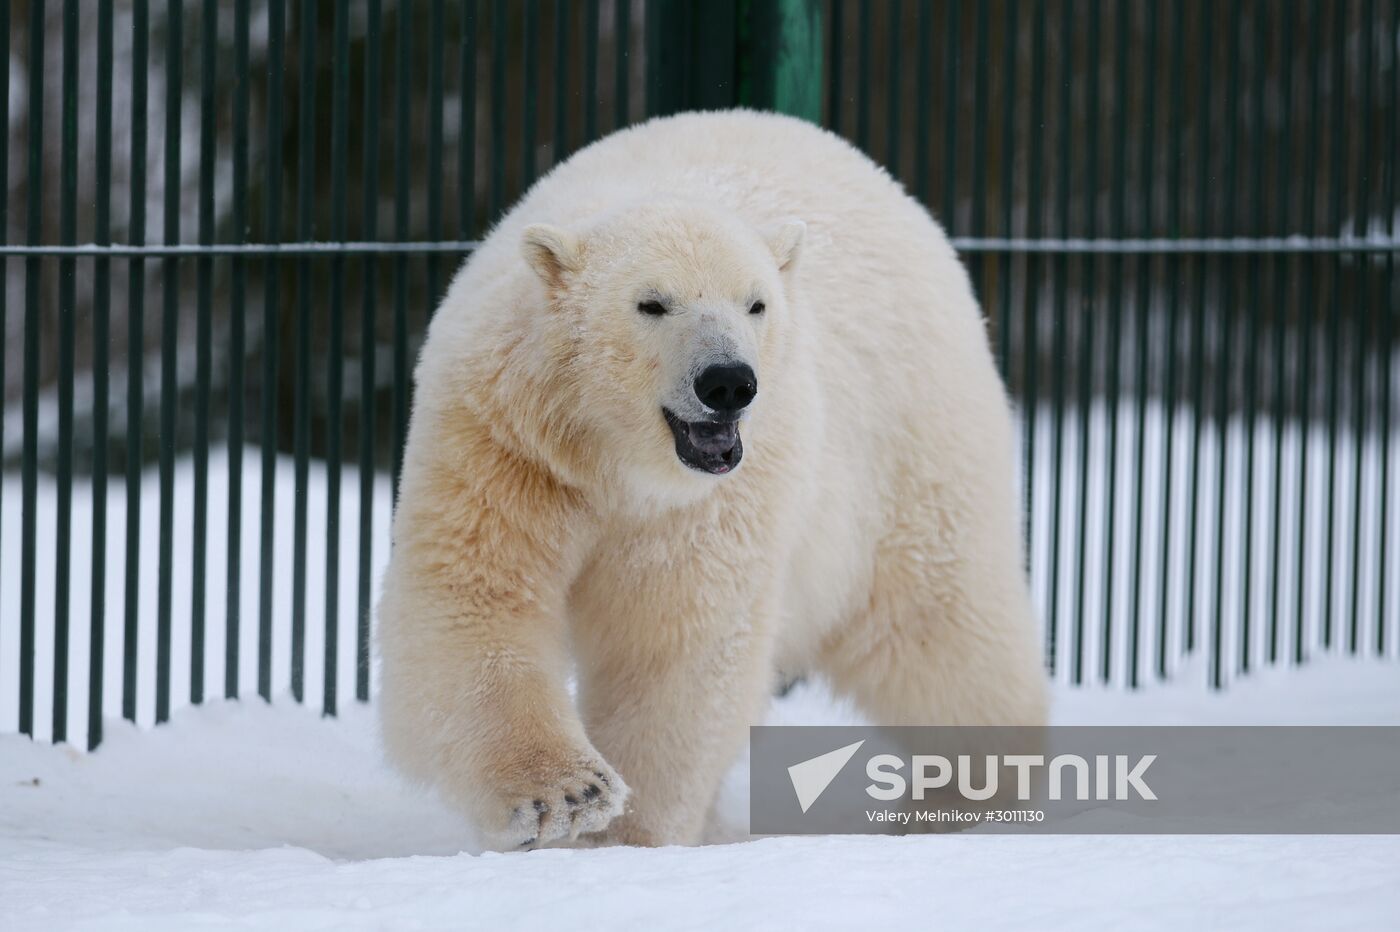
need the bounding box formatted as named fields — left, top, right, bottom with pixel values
left=431, top=111, right=1002, bottom=490
left=482, top=110, right=990, bottom=406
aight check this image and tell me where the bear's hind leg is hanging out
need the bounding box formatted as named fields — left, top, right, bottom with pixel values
left=817, top=536, right=1048, bottom=729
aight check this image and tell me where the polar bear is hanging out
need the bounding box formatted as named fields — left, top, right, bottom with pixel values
left=377, top=110, right=1046, bottom=850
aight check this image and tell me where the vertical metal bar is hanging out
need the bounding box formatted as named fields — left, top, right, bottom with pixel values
left=1127, top=0, right=1158, bottom=688
left=1020, top=0, right=1047, bottom=576
left=1379, top=0, right=1398, bottom=656
left=614, top=0, right=630, bottom=128
left=291, top=0, right=317, bottom=704
left=1295, top=0, right=1324, bottom=666
left=0, top=0, right=8, bottom=696
left=393, top=5, right=412, bottom=496
left=326, top=0, right=350, bottom=717
left=748, top=0, right=824, bottom=120
left=18, top=0, right=45, bottom=739
left=995, top=0, right=1018, bottom=376
left=855, top=0, right=869, bottom=151
left=883, top=0, right=901, bottom=176
left=490, top=0, right=504, bottom=225
left=828, top=0, right=845, bottom=133
left=1073, top=0, right=1102, bottom=685
left=358, top=0, right=383, bottom=703
left=226, top=0, right=250, bottom=700
left=427, top=0, right=445, bottom=309
left=1155, top=0, right=1184, bottom=679
left=1101, top=0, right=1129, bottom=684
left=523, top=0, right=539, bottom=185
left=192, top=0, right=217, bottom=706
left=1266, top=6, right=1295, bottom=666
left=970, top=0, right=991, bottom=263
left=1209, top=0, right=1242, bottom=690
left=123, top=0, right=149, bottom=723
left=259, top=0, right=286, bottom=702
left=54, top=0, right=79, bottom=742
left=460, top=0, right=478, bottom=237
left=1321, top=0, right=1347, bottom=649
left=88, top=0, right=115, bottom=749
left=645, top=3, right=662, bottom=119
left=1238, top=0, right=1268, bottom=675
left=969, top=0, right=989, bottom=239
left=913, top=0, right=930, bottom=203
left=1348, top=0, right=1375, bottom=655
left=1185, top=0, right=1215, bottom=659
left=969, top=0, right=990, bottom=357
left=584, top=0, right=599, bottom=142
left=1243, top=1, right=1276, bottom=668
left=1046, top=0, right=1074, bottom=678
left=156, top=0, right=183, bottom=724
left=940, top=0, right=959, bottom=228
left=553, top=0, right=569, bottom=163
left=644, top=0, right=666, bottom=116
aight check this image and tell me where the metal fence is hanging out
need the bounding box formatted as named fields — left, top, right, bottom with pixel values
left=1, top=0, right=1396, bottom=750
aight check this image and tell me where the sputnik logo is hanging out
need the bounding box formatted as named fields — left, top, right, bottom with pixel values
left=787, top=740, right=865, bottom=813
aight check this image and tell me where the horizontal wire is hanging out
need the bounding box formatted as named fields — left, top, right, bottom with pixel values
left=950, top=235, right=1400, bottom=254
left=1, top=235, right=1399, bottom=258
left=0, top=240, right=483, bottom=257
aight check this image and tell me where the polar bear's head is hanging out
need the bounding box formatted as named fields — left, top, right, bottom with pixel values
left=520, top=202, right=803, bottom=494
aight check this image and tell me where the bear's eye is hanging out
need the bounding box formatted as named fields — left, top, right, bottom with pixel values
left=638, top=300, right=667, bottom=316
left=749, top=301, right=766, bottom=315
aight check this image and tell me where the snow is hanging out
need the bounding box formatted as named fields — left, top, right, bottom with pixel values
left=3, top=659, right=1399, bottom=930
left=7, top=833, right=1399, bottom=932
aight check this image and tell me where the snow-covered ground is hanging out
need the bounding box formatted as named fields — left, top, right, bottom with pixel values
left=3, top=658, right=1399, bottom=930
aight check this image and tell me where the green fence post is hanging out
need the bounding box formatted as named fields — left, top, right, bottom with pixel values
left=646, top=0, right=821, bottom=122
left=743, top=0, right=822, bottom=122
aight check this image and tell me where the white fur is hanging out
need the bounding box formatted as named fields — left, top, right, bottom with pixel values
left=377, top=111, right=1047, bottom=850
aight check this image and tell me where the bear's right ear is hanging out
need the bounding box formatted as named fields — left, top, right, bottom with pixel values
left=521, top=223, right=582, bottom=288
left=763, top=219, right=806, bottom=274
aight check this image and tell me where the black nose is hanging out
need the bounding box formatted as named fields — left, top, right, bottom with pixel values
left=694, top=363, right=757, bottom=414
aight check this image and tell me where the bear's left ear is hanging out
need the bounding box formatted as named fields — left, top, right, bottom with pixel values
left=521, top=223, right=582, bottom=288
left=763, top=219, right=805, bottom=274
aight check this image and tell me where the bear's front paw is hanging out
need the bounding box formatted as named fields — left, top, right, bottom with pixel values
left=490, top=752, right=629, bottom=850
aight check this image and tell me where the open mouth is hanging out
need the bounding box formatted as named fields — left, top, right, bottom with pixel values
left=663, top=408, right=743, bottom=475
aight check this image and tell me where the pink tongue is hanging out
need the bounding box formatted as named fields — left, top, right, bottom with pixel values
left=687, top=422, right=738, bottom=454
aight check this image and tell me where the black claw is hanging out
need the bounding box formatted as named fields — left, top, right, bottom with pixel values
left=593, top=771, right=609, bottom=785
left=583, top=783, right=601, bottom=800
left=564, top=793, right=579, bottom=805
left=519, top=837, right=537, bottom=848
